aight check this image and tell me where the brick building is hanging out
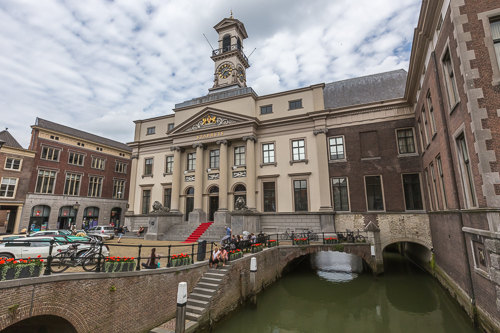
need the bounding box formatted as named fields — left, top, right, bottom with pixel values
left=20, top=118, right=132, bottom=232
left=0, top=130, right=35, bottom=233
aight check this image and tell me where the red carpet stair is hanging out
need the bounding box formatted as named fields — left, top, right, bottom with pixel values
left=181, top=222, right=214, bottom=243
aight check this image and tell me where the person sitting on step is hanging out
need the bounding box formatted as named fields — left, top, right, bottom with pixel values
left=141, top=248, right=161, bottom=269
left=137, top=226, right=145, bottom=237
left=210, top=247, right=220, bottom=269
left=219, top=247, right=228, bottom=267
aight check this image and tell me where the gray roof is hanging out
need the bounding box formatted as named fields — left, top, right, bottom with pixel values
left=34, top=118, right=132, bottom=152
left=0, top=130, right=23, bottom=149
left=323, top=69, right=407, bottom=110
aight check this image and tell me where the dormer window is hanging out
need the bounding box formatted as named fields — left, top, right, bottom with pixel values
left=223, top=34, right=231, bottom=52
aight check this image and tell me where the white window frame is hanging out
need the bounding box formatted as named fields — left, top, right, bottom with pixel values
left=4, top=157, right=22, bottom=171
left=328, top=136, right=346, bottom=161
left=0, top=177, right=18, bottom=198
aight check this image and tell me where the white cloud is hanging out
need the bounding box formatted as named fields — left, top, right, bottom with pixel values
left=0, top=0, right=421, bottom=147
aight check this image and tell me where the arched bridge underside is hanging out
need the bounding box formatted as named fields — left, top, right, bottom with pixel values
left=0, top=244, right=372, bottom=333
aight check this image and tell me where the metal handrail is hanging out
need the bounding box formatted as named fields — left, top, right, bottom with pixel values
left=212, top=44, right=249, bottom=63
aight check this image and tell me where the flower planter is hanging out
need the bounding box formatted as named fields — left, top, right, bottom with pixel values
left=104, top=261, right=135, bottom=273
left=268, top=241, right=279, bottom=248
left=324, top=238, right=338, bottom=245
left=169, top=257, right=192, bottom=267
left=251, top=245, right=263, bottom=253
left=293, top=239, right=308, bottom=246
left=228, top=251, right=243, bottom=261
left=2, top=265, right=42, bottom=281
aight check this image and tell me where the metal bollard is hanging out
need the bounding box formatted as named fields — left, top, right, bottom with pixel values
left=43, top=239, right=54, bottom=276
left=175, top=282, right=187, bottom=333
left=136, top=244, right=142, bottom=271
left=250, top=257, right=257, bottom=307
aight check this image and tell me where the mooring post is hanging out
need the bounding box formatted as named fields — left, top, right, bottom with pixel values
left=175, top=282, right=187, bottom=333
left=250, top=257, right=257, bottom=307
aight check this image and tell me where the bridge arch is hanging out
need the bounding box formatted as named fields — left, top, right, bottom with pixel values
left=0, top=304, right=89, bottom=333
left=382, top=238, right=432, bottom=252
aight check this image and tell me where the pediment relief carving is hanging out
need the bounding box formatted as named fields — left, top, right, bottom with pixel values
left=185, top=114, right=237, bottom=132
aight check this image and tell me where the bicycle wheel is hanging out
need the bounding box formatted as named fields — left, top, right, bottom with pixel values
left=82, top=254, right=105, bottom=272
left=356, top=235, right=365, bottom=243
left=280, top=233, right=290, bottom=241
left=346, top=235, right=355, bottom=243
left=310, top=233, right=319, bottom=242
left=49, top=252, right=70, bottom=273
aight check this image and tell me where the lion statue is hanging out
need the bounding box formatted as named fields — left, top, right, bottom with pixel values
left=151, top=201, right=170, bottom=213
left=234, top=197, right=248, bottom=210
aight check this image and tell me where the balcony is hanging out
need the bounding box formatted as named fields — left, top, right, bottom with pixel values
left=212, top=44, right=249, bottom=64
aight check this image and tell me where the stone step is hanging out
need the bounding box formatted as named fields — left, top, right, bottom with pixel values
left=149, top=319, right=198, bottom=333
left=185, top=312, right=201, bottom=321
left=186, top=304, right=206, bottom=315
left=190, top=293, right=213, bottom=301
left=208, top=268, right=229, bottom=274
left=205, top=272, right=226, bottom=278
left=200, top=277, right=222, bottom=283
left=193, top=287, right=217, bottom=295
left=197, top=281, right=220, bottom=289
left=187, top=298, right=209, bottom=308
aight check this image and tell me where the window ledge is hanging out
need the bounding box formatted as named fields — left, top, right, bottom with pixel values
left=3, top=169, right=21, bottom=172
left=185, top=170, right=195, bottom=174
left=474, top=267, right=490, bottom=279
left=142, top=174, right=154, bottom=179
left=329, top=159, right=347, bottom=163
left=288, top=107, right=304, bottom=111
left=398, top=153, right=420, bottom=158
left=260, top=162, right=277, bottom=168
left=289, top=159, right=308, bottom=166
left=432, top=132, right=437, bottom=140
left=40, top=159, right=59, bottom=163
left=163, top=172, right=173, bottom=176
left=260, top=112, right=274, bottom=115
left=232, top=165, right=246, bottom=169
left=449, top=101, right=460, bottom=115
left=492, top=77, right=500, bottom=87
left=360, top=157, right=381, bottom=161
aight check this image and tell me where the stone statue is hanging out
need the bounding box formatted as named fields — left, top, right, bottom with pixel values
left=151, top=201, right=170, bottom=213
left=234, top=197, right=248, bottom=210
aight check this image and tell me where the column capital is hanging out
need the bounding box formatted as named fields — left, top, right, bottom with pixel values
left=192, top=143, right=206, bottom=149
left=131, top=154, right=139, bottom=160
left=313, top=128, right=328, bottom=136
left=170, top=146, right=185, bottom=152
left=216, top=139, right=231, bottom=146
left=242, top=135, right=258, bottom=142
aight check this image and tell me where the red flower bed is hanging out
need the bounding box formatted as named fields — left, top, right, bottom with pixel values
left=105, top=256, right=135, bottom=262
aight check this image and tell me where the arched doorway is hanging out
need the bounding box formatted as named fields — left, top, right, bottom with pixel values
left=82, top=207, right=99, bottom=230
left=0, top=315, right=77, bottom=333
left=110, top=207, right=121, bottom=227
left=185, top=187, right=194, bottom=221
left=234, top=184, right=246, bottom=208
left=222, top=34, right=231, bottom=52
left=29, top=205, right=50, bottom=232
left=208, top=186, right=219, bottom=222
left=57, top=206, right=77, bottom=230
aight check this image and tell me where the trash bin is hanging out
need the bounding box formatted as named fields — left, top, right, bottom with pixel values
left=197, top=240, right=207, bottom=261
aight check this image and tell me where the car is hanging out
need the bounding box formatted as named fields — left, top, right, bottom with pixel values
left=86, top=226, right=115, bottom=240
left=27, top=230, right=71, bottom=237
left=0, top=236, right=109, bottom=259
left=0, top=235, right=26, bottom=244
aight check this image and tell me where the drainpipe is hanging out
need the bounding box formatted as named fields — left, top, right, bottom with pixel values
left=431, top=51, right=476, bottom=316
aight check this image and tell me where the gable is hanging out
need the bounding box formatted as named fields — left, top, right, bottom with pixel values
left=171, top=107, right=256, bottom=134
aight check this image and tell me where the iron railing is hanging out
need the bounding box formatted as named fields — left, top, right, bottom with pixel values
left=212, top=44, right=249, bottom=63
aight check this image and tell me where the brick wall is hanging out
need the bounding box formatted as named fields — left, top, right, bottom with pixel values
left=0, top=151, right=35, bottom=202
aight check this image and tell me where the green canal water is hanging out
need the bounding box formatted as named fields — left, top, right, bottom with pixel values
left=212, top=251, right=480, bottom=333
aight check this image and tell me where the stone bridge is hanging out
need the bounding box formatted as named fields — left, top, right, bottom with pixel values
left=0, top=244, right=372, bottom=333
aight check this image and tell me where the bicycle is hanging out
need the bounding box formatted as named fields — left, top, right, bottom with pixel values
left=49, top=239, right=105, bottom=273
left=338, top=229, right=365, bottom=243
left=297, top=228, right=319, bottom=242
left=279, top=228, right=294, bottom=241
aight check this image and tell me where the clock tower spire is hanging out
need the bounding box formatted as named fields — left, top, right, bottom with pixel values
left=210, top=15, right=250, bottom=92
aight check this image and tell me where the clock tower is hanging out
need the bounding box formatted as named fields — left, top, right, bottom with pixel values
left=210, top=13, right=250, bottom=92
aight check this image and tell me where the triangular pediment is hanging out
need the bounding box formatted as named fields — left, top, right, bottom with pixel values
left=171, top=107, right=256, bottom=135
left=213, top=18, right=248, bottom=39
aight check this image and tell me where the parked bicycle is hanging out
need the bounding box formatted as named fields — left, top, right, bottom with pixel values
left=297, top=228, right=319, bottom=241
left=49, top=238, right=106, bottom=273
left=280, top=228, right=294, bottom=241
left=338, top=229, right=365, bottom=243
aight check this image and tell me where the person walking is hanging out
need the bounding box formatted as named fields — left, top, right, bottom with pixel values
left=226, top=227, right=231, bottom=237
left=117, top=225, right=124, bottom=243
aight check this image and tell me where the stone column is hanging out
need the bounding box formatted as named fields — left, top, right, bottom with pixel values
left=189, top=143, right=206, bottom=223
left=314, top=129, right=335, bottom=231
left=169, top=147, right=184, bottom=212
left=214, top=140, right=230, bottom=226
left=243, top=135, right=257, bottom=210
left=127, top=154, right=139, bottom=213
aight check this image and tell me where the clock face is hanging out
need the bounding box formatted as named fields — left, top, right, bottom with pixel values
left=237, top=68, right=245, bottom=81
left=218, top=64, right=232, bottom=79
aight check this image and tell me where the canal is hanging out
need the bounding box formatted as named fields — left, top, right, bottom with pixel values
left=212, top=250, right=480, bottom=333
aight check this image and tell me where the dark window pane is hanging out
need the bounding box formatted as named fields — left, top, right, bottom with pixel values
left=403, top=174, right=423, bottom=210
left=365, top=176, right=384, bottom=210
left=263, top=182, right=276, bottom=212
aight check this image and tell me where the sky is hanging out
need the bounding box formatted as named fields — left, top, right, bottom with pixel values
left=0, top=0, right=422, bottom=148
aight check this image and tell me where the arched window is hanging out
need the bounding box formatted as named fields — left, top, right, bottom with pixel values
left=223, top=35, right=231, bottom=52
left=57, top=206, right=78, bottom=230
left=186, top=187, right=195, bottom=195
left=29, top=205, right=51, bottom=232
left=234, top=184, right=246, bottom=207
left=209, top=186, right=219, bottom=194
left=83, top=207, right=99, bottom=229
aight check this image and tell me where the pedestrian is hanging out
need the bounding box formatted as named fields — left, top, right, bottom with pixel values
left=117, top=225, right=124, bottom=243
left=225, top=226, right=231, bottom=237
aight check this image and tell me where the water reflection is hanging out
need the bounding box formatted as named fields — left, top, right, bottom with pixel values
left=212, top=252, right=479, bottom=333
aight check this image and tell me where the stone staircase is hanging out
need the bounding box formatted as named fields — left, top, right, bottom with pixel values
left=162, top=223, right=227, bottom=242
left=150, top=264, right=230, bottom=333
